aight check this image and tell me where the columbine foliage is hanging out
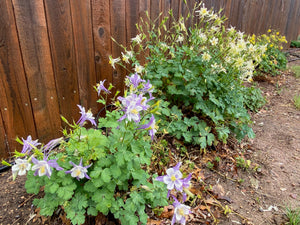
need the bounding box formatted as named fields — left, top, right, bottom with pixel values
left=252, top=29, right=288, bottom=76
left=116, top=3, right=267, bottom=149
left=8, top=77, right=168, bottom=225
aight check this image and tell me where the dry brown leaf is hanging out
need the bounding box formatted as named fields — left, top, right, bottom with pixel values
left=157, top=205, right=174, bottom=219
left=212, top=184, right=225, bottom=197
left=205, top=197, right=219, bottom=205
left=197, top=204, right=210, bottom=211
left=147, top=218, right=163, bottom=225
left=190, top=184, right=204, bottom=195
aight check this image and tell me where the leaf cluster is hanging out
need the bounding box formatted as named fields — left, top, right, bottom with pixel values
left=254, top=30, right=288, bottom=75
left=23, top=93, right=168, bottom=224
left=121, top=4, right=267, bottom=149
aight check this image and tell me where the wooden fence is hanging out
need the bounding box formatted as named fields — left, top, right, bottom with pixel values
left=0, top=0, right=299, bottom=159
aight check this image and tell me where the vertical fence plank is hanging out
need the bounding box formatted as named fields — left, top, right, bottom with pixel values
left=0, top=0, right=37, bottom=156
left=92, top=0, right=113, bottom=88
left=12, top=0, right=61, bottom=142
left=44, top=0, right=80, bottom=123
left=161, top=0, right=171, bottom=21
left=69, top=0, right=98, bottom=112
left=241, top=0, right=259, bottom=34
left=125, top=0, right=139, bottom=74
left=0, top=112, right=8, bottom=159
left=139, top=0, right=150, bottom=19
left=160, top=0, right=171, bottom=36
left=170, top=0, right=180, bottom=22
left=178, top=0, right=195, bottom=28
left=126, top=0, right=139, bottom=46
left=150, top=0, right=161, bottom=26
left=285, top=0, right=300, bottom=43
left=138, top=0, right=150, bottom=66
left=110, top=0, right=126, bottom=93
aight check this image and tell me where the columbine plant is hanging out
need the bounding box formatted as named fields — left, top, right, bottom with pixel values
left=4, top=77, right=168, bottom=225
left=253, top=29, right=288, bottom=76
left=115, top=2, right=268, bottom=150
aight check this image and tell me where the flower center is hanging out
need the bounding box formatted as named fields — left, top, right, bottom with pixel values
left=171, top=175, right=177, bottom=182
left=75, top=168, right=82, bottom=177
left=40, top=165, right=45, bottom=174
left=19, top=163, right=27, bottom=171
left=179, top=208, right=185, bottom=216
left=131, top=109, right=138, bottom=114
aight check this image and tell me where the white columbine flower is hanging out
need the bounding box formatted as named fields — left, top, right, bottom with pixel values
left=237, top=39, right=247, bottom=51
left=134, top=64, right=144, bottom=74
left=131, top=34, right=142, bottom=44
left=198, top=32, right=207, bottom=42
left=207, top=12, right=218, bottom=21
left=109, top=56, right=120, bottom=69
left=202, top=52, right=211, bottom=62
left=211, top=26, right=220, bottom=33
left=227, top=26, right=236, bottom=34
left=237, top=31, right=244, bottom=39
left=126, top=51, right=133, bottom=58
left=248, top=44, right=256, bottom=52
left=196, top=5, right=209, bottom=17
left=177, top=35, right=184, bottom=43
left=12, top=158, right=31, bottom=178
left=210, top=37, right=218, bottom=46
left=121, top=52, right=130, bottom=63
left=235, top=57, right=244, bottom=68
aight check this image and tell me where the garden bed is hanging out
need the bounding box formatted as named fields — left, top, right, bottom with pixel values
left=1, top=60, right=299, bottom=225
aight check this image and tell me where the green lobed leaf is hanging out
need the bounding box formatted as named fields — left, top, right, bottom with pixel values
left=101, top=168, right=111, bottom=183
left=57, top=184, right=76, bottom=200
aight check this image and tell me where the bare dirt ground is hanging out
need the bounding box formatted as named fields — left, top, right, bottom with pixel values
left=216, top=61, right=300, bottom=225
left=0, top=58, right=299, bottom=225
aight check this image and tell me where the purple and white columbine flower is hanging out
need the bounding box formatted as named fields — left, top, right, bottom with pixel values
left=171, top=197, right=191, bottom=225
left=156, top=162, right=183, bottom=196
left=43, top=137, right=64, bottom=154
left=21, top=135, right=41, bottom=154
left=97, top=79, right=111, bottom=95
left=65, top=158, right=92, bottom=181
left=12, top=158, right=31, bottom=178
left=31, top=156, right=63, bottom=178
left=139, top=114, right=157, bottom=140
left=141, top=80, right=153, bottom=95
left=127, top=73, right=145, bottom=88
left=77, top=105, right=97, bottom=127
left=118, top=94, right=148, bottom=123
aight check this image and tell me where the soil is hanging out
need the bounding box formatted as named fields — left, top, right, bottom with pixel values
left=0, top=57, right=299, bottom=225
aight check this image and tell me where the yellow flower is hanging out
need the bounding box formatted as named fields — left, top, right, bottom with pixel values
left=268, top=29, right=271, bottom=33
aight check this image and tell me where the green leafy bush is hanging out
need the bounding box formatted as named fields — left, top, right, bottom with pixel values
left=116, top=3, right=267, bottom=149
left=5, top=78, right=168, bottom=225
left=290, top=40, right=300, bottom=48
left=253, top=30, right=288, bottom=75
left=242, top=86, right=266, bottom=112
